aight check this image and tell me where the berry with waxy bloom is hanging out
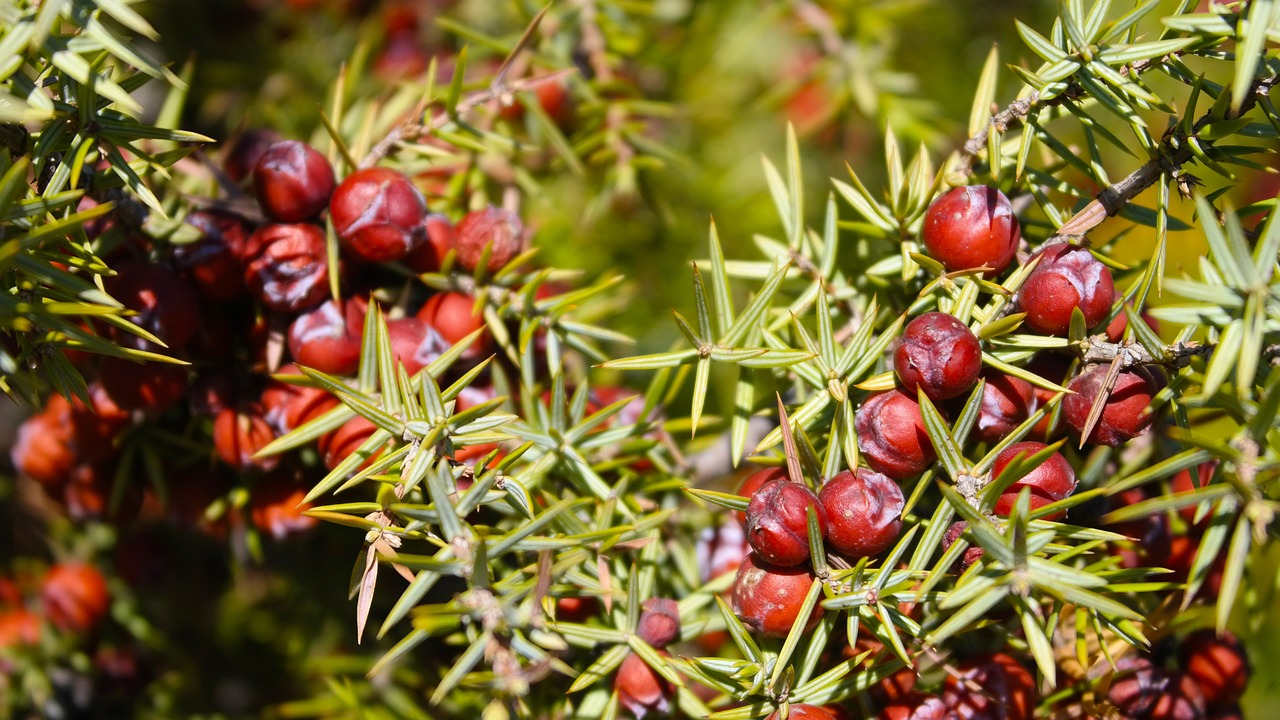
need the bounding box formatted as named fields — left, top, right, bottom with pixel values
left=855, top=389, right=936, bottom=479
left=731, top=552, right=823, bottom=637
left=1179, top=630, right=1249, bottom=708
left=972, top=371, right=1035, bottom=444
left=941, top=653, right=1037, bottom=720
left=636, top=598, right=680, bottom=648
left=615, top=650, right=673, bottom=718
left=745, top=478, right=827, bottom=566
left=819, top=468, right=904, bottom=559
left=1017, top=243, right=1115, bottom=336
left=242, top=223, right=332, bottom=312
left=329, top=167, right=428, bottom=263
left=454, top=206, right=525, bottom=272
left=252, top=140, right=335, bottom=222
left=1107, top=655, right=1169, bottom=718
left=894, top=312, right=982, bottom=400
left=921, top=185, right=1021, bottom=275
left=287, top=296, right=366, bottom=376
left=40, top=563, right=111, bottom=633
left=1062, top=364, right=1163, bottom=447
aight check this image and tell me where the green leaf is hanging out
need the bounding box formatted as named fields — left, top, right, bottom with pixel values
left=916, top=390, right=964, bottom=481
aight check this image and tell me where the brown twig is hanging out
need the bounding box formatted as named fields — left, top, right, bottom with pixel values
left=1078, top=336, right=1213, bottom=370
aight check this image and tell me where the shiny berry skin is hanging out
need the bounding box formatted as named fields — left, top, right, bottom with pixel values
left=991, top=441, right=1076, bottom=503
left=99, top=357, right=190, bottom=414
left=1150, top=672, right=1208, bottom=720
left=921, top=186, right=1021, bottom=275
left=109, top=263, right=201, bottom=350
left=877, top=695, right=959, bottom=720
left=615, top=650, right=673, bottom=718
left=404, top=213, right=455, bottom=273
left=213, top=405, right=278, bottom=471
left=636, top=598, right=680, bottom=648
left=731, top=552, right=823, bottom=637
left=415, top=291, right=492, bottom=362
left=894, top=312, right=982, bottom=400
left=454, top=206, right=525, bottom=272
left=174, top=210, right=251, bottom=301
left=941, top=652, right=1037, bottom=720
left=40, top=563, right=110, bottom=634
left=855, top=389, right=936, bottom=479
left=736, top=466, right=787, bottom=525
left=1017, top=243, right=1115, bottom=336
left=1062, top=365, right=1163, bottom=447
left=1179, top=630, right=1249, bottom=708
left=745, top=478, right=828, bottom=566
left=330, top=167, right=428, bottom=263
left=386, top=317, right=451, bottom=377
left=288, top=296, right=366, bottom=375
left=819, top=468, right=903, bottom=559
left=972, top=371, right=1035, bottom=444
left=318, top=415, right=379, bottom=470
left=252, top=140, right=335, bottom=222
left=242, top=223, right=332, bottom=312
left=1107, top=655, right=1169, bottom=718
left=261, top=364, right=339, bottom=435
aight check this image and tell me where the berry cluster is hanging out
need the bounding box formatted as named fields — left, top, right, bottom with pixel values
left=1105, top=631, right=1249, bottom=720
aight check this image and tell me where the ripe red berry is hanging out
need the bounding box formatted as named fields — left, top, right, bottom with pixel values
left=454, top=206, right=525, bottom=272
left=735, top=466, right=787, bottom=525
left=819, top=468, right=904, bottom=559
left=175, top=210, right=252, bottom=301
left=921, top=186, right=1021, bottom=275
left=636, top=598, right=680, bottom=648
left=1024, top=354, right=1072, bottom=441
left=745, top=478, right=828, bottom=566
left=554, top=596, right=599, bottom=623
left=386, top=317, right=451, bottom=377
left=991, top=441, right=1076, bottom=504
left=318, top=415, right=380, bottom=470
left=249, top=471, right=317, bottom=540
left=99, top=357, right=190, bottom=414
left=894, top=313, right=983, bottom=401
left=941, top=653, right=1036, bottom=720
left=1105, top=304, right=1160, bottom=343
left=1179, top=630, right=1249, bottom=708
left=288, top=296, right=366, bottom=376
left=942, top=521, right=986, bottom=569
left=242, top=223, right=332, bottom=312
left=766, top=704, right=848, bottom=720
left=329, top=167, right=428, bottom=263
left=40, top=563, right=110, bottom=634
left=615, top=650, right=674, bottom=718
left=213, top=405, right=278, bottom=471
left=252, top=140, right=335, bottom=222
left=404, top=213, right=456, bottom=273
left=972, top=371, right=1034, bottom=444
left=1108, top=655, right=1170, bottom=718
left=730, top=552, right=823, bottom=637
left=1017, top=243, right=1115, bottom=336
left=415, top=291, right=492, bottom=362
left=877, top=694, right=959, bottom=720
left=261, top=364, right=339, bottom=435
left=62, top=462, right=142, bottom=525
left=1062, top=364, right=1163, bottom=447
left=12, top=397, right=78, bottom=487
left=109, top=263, right=201, bottom=350
left=855, top=389, right=936, bottom=479
left=1149, top=672, right=1208, bottom=720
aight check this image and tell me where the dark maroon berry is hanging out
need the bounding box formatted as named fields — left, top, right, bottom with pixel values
left=1179, top=630, right=1249, bottom=708
left=1017, top=243, right=1115, bottom=336
left=174, top=210, right=252, bottom=301
left=99, top=357, right=190, bottom=414
left=1025, top=354, right=1072, bottom=441
left=877, top=694, right=959, bottom=720
left=855, top=389, right=936, bottom=479
left=252, top=140, right=335, bottom=222
left=636, top=598, right=680, bottom=648
left=454, top=206, right=525, bottom=272
left=288, top=297, right=366, bottom=376
left=109, top=264, right=201, bottom=350
left=972, top=371, right=1035, bottom=444
left=736, top=467, right=787, bottom=526
left=941, top=653, right=1036, bottom=720
left=819, top=468, right=903, bottom=559
left=329, top=167, right=428, bottom=263
left=894, top=312, right=983, bottom=400
left=242, top=223, right=332, bottom=312
left=942, top=521, right=986, bottom=569
left=991, top=441, right=1076, bottom=503
left=222, top=128, right=282, bottom=183
left=731, top=553, right=823, bottom=637
left=745, top=478, right=827, bottom=566
left=404, top=213, right=455, bottom=273
left=1062, top=364, right=1162, bottom=447
left=1108, top=655, right=1170, bottom=718
left=1150, top=672, right=1208, bottom=720
left=921, top=186, right=1021, bottom=275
